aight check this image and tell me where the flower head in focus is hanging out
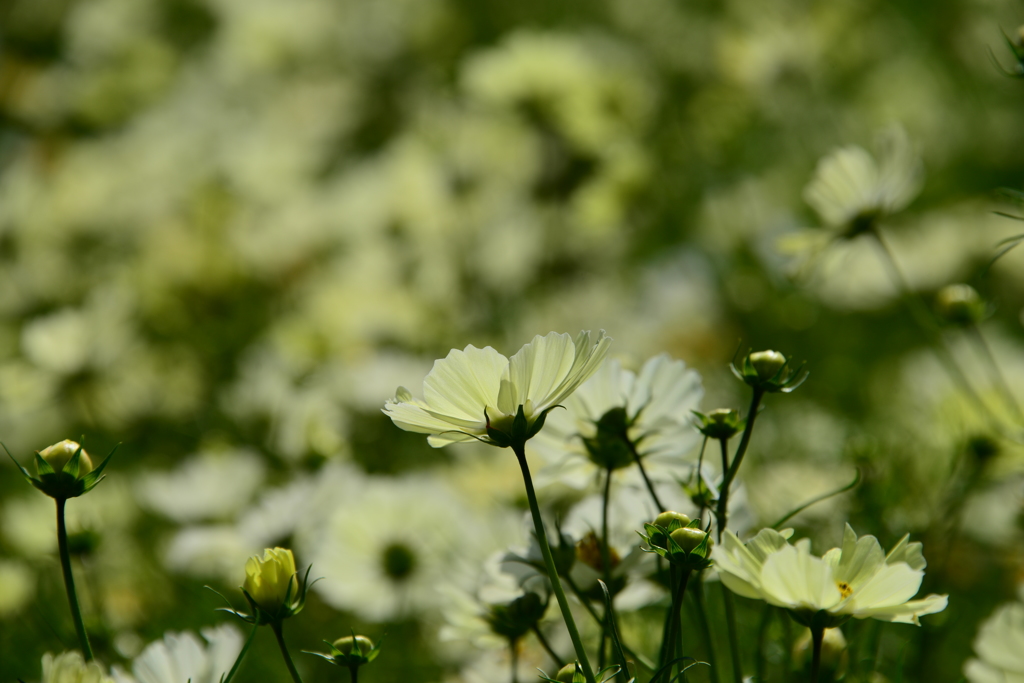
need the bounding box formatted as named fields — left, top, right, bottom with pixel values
left=715, top=524, right=947, bottom=628
left=42, top=651, right=114, bottom=683
left=232, top=547, right=311, bottom=624
left=383, top=331, right=611, bottom=449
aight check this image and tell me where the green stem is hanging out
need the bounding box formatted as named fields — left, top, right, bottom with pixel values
left=349, top=665, right=359, bottom=683
left=222, top=621, right=259, bottom=683
left=969, top=322, right=1024, bottom=424
left=721, top=588, right=743, bottom=683
left=533, top=624, right=564, bottom=668
left=510, top=638, right=519, bottom=683
left=716, top=389, right=763, bottom=542
left=626, top=438, right=665, bottom=511
left=809, top=625, right=824, bottom=683
left=692, top=575, right=720, bottom=683
left=755, top=605, right=771, bottom=683
left=56, top=498, right=93, bottom=661
left=658, top=563, right=678, bottom=669
left=271, top=621, right=304, bottom=683
left=661, top=568, right=690, bottom=681
left=513, top=446, right=596, bottom=683
left=600, top=466, right=613, bottom=670
left=695, top=436, right=709, bottom=524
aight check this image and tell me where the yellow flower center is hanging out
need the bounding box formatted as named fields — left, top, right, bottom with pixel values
left=836, top=581, right=853, bottom=599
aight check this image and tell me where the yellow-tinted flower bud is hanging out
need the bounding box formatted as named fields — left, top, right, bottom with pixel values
left=670, top=527, right=712, bottom=557
left=654, top=511, right=691, bottom=529
left=334, top=635, right=373, bottom=655
left=243, top=547, right=298, bottom=615
left=555, top=663, right=579, bottom=682
left=38, top=440, right=93, bottom=477
left=749, top=350, right=786, bottom=381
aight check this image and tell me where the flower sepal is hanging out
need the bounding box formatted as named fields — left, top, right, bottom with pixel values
left=788, top=608, right=852, bottom=631
left=693, top=409, right=744, bottom=440
left=5, top=440, right=117, bottom=500
left=486, top=591, right=549, bottom=640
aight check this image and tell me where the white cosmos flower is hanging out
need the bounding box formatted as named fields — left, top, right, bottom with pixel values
left=42, top=652, right=114, bottom=683
left=965, top=596, right=1024, bottom=683
left=111, top=625, right=243, bottom=683
left=803, top=127, right=922, bottom=239
left=533, top=353, right=702, bottom=489
left=716, top=524, right=947, bottom=626
left=383, top=331, right=611, bottom=447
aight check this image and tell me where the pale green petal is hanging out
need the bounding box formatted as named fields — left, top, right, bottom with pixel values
left=715, top=531, right=769, bottom=596
left=832, top=524, right=885, bottom=591
left=858, top=593, right=948, bottom=624
left=543, top=331, right=612, bottom=409
left=629, top=353, right=702, bottom=426
left=383, top=400, right=483, bottom=446
left=761, top=545, right=842, bottom=611
left=965, top=659, right=1021, bottom=683
left=504, top=332, right=576, bottom=413
left=846, top=561, right=922, bottom=612
left=885, top=534, right=926, bottom=570
left=742, top=527, right=792, bottom=564
left=719, top=570, right=765, bottom=601
left=973, top=602, right=1024, bottom=674
left=423, top=345, right=507, bottom=421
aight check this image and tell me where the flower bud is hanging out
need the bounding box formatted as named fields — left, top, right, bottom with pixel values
left=935, top=284, right=985, bottom=326
left=242, top=547, right=306, bottom=622
left=334, top=635, right=374, bottom=656
left=487, top=591, right=547, bottom=640
left=38, top=440, right=93, bottom=477
left=695, top=409, right=744, bottom=440
left=653, top=511, right=691, bottom=529
left=308, top=633, right=383, bottom=669
left=749, top=350, right=786, bottom=380
left=555, top=663, right=579, bottom=682
left=670, top=527, right=712, bottom=557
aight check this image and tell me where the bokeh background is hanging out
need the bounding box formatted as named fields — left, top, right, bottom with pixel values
left=3, top=0, right=1024, bottom=680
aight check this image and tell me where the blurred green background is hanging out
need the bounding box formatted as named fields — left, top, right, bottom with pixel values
left=2, top=0, right=1024, bottom=680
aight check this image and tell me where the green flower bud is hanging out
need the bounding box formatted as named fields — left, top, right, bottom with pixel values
left=38, top=440, right=94, bottom=477
left=487, top=592, right=547, bottom=640
left=935, top=284, right=986, bottom=326
left=237, top=547, right=311, bottom=624
left=653, top=511, right=691, bottom=529
left=581, top=407, right=635, bottom=470
left=334, top=635, right=373, bottom=656
left=670, top=527, right=713, bottom=556
left=555, top=663, right=580, bottom=682
left=731, top=349, right=807, bottom=393
left=7, top=439, right=115, bottom=500
left=750, top=350, right=786, bottom=381
left=694, top=409, right=744, bottom=440
left=308, top=633, right=384, bottom=670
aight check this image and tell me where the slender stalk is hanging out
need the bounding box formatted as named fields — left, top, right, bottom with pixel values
left=56, top=498, right=93, bottom=660
left=600, top=466, right=613, bottom=670
left=809, top=626, right=824, bottom=683
left=716, top=389, right=763, bottom=542
left=222, top=621, right=259, bottom=683
left=658, top=563, right=678, bottom=669
left=969, top=322, right=1024, bottom=424
left=755, top=605, right=771, bottom=683
left=695, top=436, right=709, bottom=524
left=661, top=568, right=691, bottom=680
left=721, top=588, right=743, bottom=683
left=533, top=624, right=564, bottom=668
left=626, top=438, right=664, bottom=511
left=692, top=575, right=720, bottom=683
left=349, top=665, right=358, bottom=683
left=870, top=231, right=994, bottom=427
left=270, top=621, right=304, bottom=683
left=513, top=446, right=596, bottom=683
left=510, top=638, right=519, bottom=683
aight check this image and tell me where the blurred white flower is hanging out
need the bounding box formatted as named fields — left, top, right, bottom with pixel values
left=965, top=596, right=1024, bottom=683
left=534, top=353, right=702, bottom=491
left=111, top=624, right=243, bottom=683
left=136, top=448, right=266, bottom=523
left=42, top=651, right=114, bottom=683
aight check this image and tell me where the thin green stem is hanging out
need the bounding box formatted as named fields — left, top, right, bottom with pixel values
left=716, top=389, right=763, bottom=542
left=755, top=605, right=771, bottom=683
left=349, top=665, right=358, bottom=683
left=692, top=575, right=720, bottom=683
left=510, top=638, right=519, bottom=683
left=222, top=621, right=259, bottom=683
left=695, top=436, right=709, bottom=524
left=600, top=466, right=613, bottom=670
left=533, top=624, right=563, bottom=668
left=56, top=498, right=93, bottom=661
left=661, top=568, right=691, bottom=681
left=809, top=626, right=824, bottom=683
left=626, top=438, right=665, bottom=511
left=969, top=322, right=1024, bottom=424
left=271, top=621, right=304, bottom=683
left=513, top=446, right=596, bottom=683
left=721, top=588, right=743, bottom=683
left=659, top=563, right=678, bottom=669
